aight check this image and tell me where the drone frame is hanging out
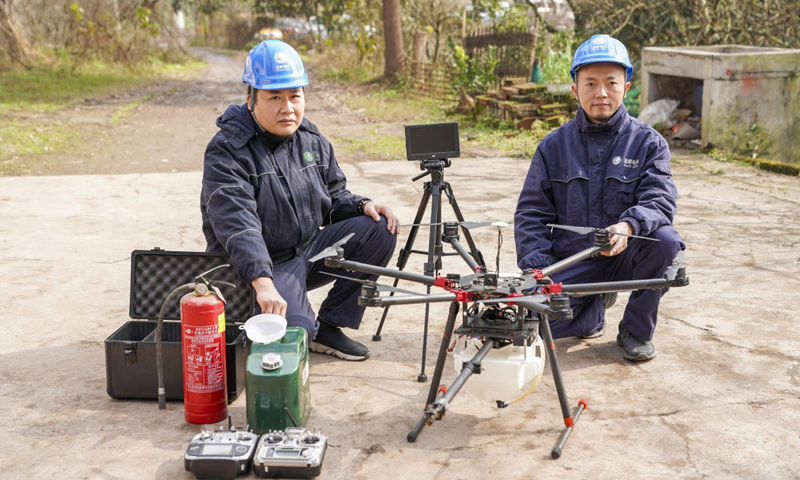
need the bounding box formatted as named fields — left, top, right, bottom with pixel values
left=315, top=226, right=689, bottom=458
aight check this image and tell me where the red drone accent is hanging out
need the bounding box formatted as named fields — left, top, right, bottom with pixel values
left=564, top=416, right=574, bottom=428
left=452, top=290, right=473, bottom=303
left=578, top=399, right=588, bottom=410
left=433, top=276, right=452, bottom=288
left=531, top=269, right=544, bottom=279
left=543, top=282, right=563, bottom=294
left=500, top=292, right=523, bottom=306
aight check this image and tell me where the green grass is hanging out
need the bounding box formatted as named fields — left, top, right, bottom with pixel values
left=110, top=93, right=156, bottom=125
left=708, top=148, right=800, bottom=176
left=457, top=116, right=550, bottom=159
left=0, top=119, right=74, bottom=159
left=343, top=87, right=447, bottom=124
left=336, top=130, right=406, bottom=161
left=0, top=58, right=204, bottom=114
left=318, top=63, right=381, bottom=84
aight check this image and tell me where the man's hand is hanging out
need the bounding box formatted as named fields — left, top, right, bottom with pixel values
left=363, top=202, right=399, bottom=235
left=601, top=221, right=634, bottom=257
left=251, top=277, right=287, bottom=316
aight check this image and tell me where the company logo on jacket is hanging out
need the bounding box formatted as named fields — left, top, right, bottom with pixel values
left=612, top=155, right=639, bottom=168
left=303, top=151, right=321, bottom=164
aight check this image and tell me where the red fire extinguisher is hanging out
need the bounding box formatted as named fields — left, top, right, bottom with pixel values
left=180, top=282, right=228, bottom=424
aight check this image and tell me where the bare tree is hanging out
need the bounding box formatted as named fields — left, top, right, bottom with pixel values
left=382, top=0, right=405, bottom=80
left=405, top=0, right=464, bottom=64
left=0, top=0, right=27, bottom=68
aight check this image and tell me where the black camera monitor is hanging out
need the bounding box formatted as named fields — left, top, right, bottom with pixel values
left=405, top=122, right=460, bottom=161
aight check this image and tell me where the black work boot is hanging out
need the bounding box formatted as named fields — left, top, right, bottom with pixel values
left=310, top=321, right=370, bottom=361
left=616, top=326, right=656, bottom=362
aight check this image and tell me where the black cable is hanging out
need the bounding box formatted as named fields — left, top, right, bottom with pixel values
left=156, top=283, right=195, bottom=410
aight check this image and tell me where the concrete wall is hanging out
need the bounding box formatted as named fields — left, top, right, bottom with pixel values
left=641, top=45, right=800, bottom=164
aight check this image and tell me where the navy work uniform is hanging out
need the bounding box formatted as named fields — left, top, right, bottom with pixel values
left=514, top=104, right=685, bottom=341
left=201, top=104, right=397, bottom=337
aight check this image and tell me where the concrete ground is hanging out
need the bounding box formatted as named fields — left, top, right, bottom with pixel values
left=1, top=149, right=799, bottom=480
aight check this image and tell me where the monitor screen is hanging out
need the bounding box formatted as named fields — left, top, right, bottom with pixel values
left=405, top=122, right=460, bottom=160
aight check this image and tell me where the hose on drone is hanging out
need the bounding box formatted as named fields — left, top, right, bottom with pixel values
left=505, top=332, right=547, bottom=407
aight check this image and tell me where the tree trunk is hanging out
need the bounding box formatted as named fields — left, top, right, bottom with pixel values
left=382, top=0, right=404, bottom=80
left=0, top=0, right=27, bottom=68
left=412, top=30, right=427, bottom=80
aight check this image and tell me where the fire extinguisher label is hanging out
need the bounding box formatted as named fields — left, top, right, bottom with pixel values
left=218, top=312, right=226, bottom=332
left=184, top=325, right=225, bottom=393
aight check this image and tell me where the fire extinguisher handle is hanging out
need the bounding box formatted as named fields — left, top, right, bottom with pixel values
left=194, top=263, right=232, bottom=285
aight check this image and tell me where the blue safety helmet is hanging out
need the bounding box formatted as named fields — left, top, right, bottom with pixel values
left=242, top=40, right=309, bottom=90
left=570, top=35, right=633, bottom=82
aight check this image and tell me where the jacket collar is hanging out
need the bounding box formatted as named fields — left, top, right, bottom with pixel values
left=575, top=103, right=629, bottom=135
left=217, top=104, right=314, bottom=149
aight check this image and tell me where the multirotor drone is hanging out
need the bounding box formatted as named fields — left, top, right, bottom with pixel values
left=311, top=222, right=689, bottom=458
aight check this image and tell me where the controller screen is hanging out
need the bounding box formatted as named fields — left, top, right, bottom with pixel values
left=276, top=448, right=302, bottom=457
left=202, top=444, right=234, bottom=456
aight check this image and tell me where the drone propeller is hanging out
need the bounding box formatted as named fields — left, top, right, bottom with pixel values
left=320, top=271, right=424, bottom=296
left=664, top=250, right=687, bottom=281
left=308, top=233, right=356, bottom=263
left=460, top=220, right=511, bottom=230
left=547, top=224, right=660, bottom=242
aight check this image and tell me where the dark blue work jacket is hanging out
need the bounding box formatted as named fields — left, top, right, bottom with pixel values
left=514, top=104, right=678, bottom=270
left=201, top=104, right=367, bottom=282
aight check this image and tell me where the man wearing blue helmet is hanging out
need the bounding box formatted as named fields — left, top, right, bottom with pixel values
left=514, top=35, right=685, bottom=361
left=201, top=40, right=399, bottom=361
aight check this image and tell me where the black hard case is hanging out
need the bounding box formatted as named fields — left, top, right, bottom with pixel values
left=104, top=248, right=254, bottom=402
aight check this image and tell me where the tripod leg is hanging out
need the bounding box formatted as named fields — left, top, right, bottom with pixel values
left=417, top=182, right=443, bottom=382
left=408, top=301, right=460, bottom=442
left=539, top=315, right=586, bottom=458
left=442, top=182, right=486, bottom=268
left=373, top=188, right=432, bottom=341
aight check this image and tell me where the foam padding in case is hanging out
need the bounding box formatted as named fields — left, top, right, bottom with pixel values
left=129, top=248, right=253, bottom=322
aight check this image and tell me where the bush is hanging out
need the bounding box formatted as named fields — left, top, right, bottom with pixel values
left=450, top=41, right=499, bottom=97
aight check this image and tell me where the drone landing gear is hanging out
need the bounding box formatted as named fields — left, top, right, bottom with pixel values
left=406, top=302, right=586, bottom=459
left=373, top=159, right=485, bottom=383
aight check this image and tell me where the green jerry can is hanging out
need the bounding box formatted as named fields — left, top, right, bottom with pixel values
left=246, top=327, right=311, bottom=434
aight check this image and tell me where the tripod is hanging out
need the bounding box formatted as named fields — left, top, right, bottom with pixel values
left=372, top=158, right=486, bottom=382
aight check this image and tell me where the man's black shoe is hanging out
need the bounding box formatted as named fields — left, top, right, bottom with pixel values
left=616, top=327, right=656, bottom=362
left=310, top=322, right=370, bottom=361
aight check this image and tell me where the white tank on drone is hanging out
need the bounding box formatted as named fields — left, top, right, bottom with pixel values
left=452, top=339, right=545, bottom=401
